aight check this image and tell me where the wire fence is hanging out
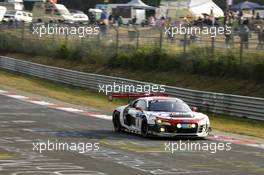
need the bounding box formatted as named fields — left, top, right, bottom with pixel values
left=0, top=23, right=264, bottom=65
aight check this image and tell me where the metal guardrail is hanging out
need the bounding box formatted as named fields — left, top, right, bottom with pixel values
left=0, top=56, right=263, bottom=121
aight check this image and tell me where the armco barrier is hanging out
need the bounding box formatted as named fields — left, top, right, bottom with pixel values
left=0, top=56, right=263, bottom=121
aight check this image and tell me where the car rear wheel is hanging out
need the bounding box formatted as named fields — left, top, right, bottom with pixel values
left=141, top=119, right=149, bottom=137
left=113, top=111, right=122, bottom=132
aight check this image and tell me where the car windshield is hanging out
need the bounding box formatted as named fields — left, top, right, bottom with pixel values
left=148, top=100, right=192, bottom=112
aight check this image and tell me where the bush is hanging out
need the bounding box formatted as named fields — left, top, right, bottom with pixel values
left=108, top=48, right=182, bottom=71
left=252, top=62, right=264, bottom=81
left=56, top=44, right=69, bottom=59
left=1, top=30, right=264, bottom=82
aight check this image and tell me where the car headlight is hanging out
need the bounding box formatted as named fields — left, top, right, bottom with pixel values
left=160, top=128, right=165, bottom=132
left=156, top=119, right=162, bottom=124
left=191, top=124, right=196, bottom=128
left=177, top=123, right=182, bottom=128
left=155, top=118, right=171, bottom=126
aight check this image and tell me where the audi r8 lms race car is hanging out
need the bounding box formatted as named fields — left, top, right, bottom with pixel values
left=112, top=96, right=210, bottom=138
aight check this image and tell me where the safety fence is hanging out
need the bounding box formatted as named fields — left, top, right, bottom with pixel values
left=1, top=24, right=264, bottom=64
left=0, top=56, right=263, bottom=121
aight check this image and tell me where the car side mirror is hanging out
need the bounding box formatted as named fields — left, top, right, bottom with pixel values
left=191, top=107, right=198, bottom=112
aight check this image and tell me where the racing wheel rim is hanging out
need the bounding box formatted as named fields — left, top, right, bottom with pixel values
left=113, top=112, right=121, bottom=132
left=141, top=120, right=149, bottom=137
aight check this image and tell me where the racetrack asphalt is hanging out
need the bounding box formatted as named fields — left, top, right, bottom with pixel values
left=0, top=94, right=263, bottom=175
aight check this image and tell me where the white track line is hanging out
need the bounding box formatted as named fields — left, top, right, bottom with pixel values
left=12, top=120, right=36, bottom=123
left=55, top=107, right=84, bottom=113
left=29, top=101, right=54, bottom=106
left=0, top=90, right=8, bottom=94
left=7, top=95, right=29, bottom=99
left=90, top=114, right=112, bottom=120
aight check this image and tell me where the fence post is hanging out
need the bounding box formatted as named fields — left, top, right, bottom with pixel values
left=211, top=37, right=215, bottom=55
left=183, top=33, right=187, bottom=54
left=0, top=26, right=3, bottom=50
left=80, top=36, right=85, bottom=59
left=52, top=32, right=55, bottom=44
left=134, top=26, right=139, bottom=50
left=21, top=23, right=25, bottom=50
left=181, top=33, right=188, bottom=66
left=114, top=27, right=119, bottom=55
left=159, top=28, right=163, bottom=52
left=65, top=33, right=68, bottom=47
left=239, top=37, right=244, bottom=66
left=98, top=29, right=101, bottom=43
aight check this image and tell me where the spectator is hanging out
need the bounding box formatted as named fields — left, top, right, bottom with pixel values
left=183, top=17, right=191, bottom=27
left=256, top=26, right=264, bottom=49
left=193, top=16, right=203, bottom=27
left=225, top=11, right=234, bottom=26
left=100, top=9, right=108, bottom=25
left=148, top=16, right=155, bottom=26
left=108, top=12, right=113, bottom=24
left=88, top=13, right=96, bottom=24
left=155, top=18, right=161, bottom=27
left=203, top=15, right=213, bottom=26
left=117, top=16, right=123, bottom=27
left=238, top=11, right=243, bottom=25
left=225, top=24, right=233, bottom=48
left=132, top=16, right=137, bottom=25
left=240, top=22, right=250, bottom=49
left=114, top=14, right=119, bottom=22
left=160, top=16, right=166, bottom=27
left=210, top=7, right=215, bottom=25
left=256, top=12, right=260, bottom=20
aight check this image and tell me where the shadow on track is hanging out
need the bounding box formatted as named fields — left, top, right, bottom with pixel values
left=50, top=129, right=208, bottom=141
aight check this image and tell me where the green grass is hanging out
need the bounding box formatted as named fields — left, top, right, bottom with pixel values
left=0, top=69, right=263, bottom=139
left=0, top=69, right=125, bottom=111
left=4, top=53, right=264, bottom=98
left=210, top=114, right=264, bottom=138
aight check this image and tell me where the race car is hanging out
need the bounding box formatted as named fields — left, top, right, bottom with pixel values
left=112, top=96, right=210, bottom=138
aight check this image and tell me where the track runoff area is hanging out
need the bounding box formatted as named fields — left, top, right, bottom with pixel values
left=0, top=89, right=263, bottom=175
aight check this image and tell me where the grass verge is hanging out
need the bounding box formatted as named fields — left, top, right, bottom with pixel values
left=3, top=53, right=264, bottom=98
left=0, top=69, right=263, bottom=139
left=210, top=114, right=264, bottom=139
left=0, top=69, right=124, bottom=111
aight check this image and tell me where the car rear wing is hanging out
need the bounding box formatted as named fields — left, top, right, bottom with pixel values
left=108, top=93, right=169, bottom=102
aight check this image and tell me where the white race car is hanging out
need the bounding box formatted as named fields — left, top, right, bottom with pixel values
left=112, top=96, right=210, bottom=138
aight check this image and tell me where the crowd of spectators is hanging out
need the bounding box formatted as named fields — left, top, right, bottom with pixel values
left=95, top=8, right=264, bottom=49
left=1, top=6, right=264, bottom=49
left=224, top=10, right=264, bottom=49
